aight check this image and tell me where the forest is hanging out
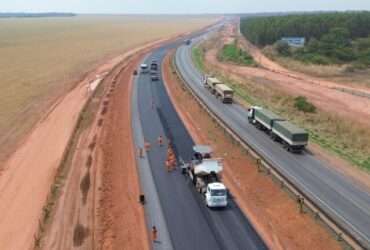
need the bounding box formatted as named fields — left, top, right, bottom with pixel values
left=241, top=12, right=370, bottom=65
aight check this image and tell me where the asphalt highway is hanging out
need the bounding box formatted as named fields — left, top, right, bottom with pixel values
left=174, top=35, right=370, bottom=248
left=132, top=39, right=267, bottom=249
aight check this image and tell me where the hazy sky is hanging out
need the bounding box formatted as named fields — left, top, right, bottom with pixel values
left=2, top=0, right=370, bottom=14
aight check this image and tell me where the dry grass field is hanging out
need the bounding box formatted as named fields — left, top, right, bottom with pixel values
left=0, top=15, right=216, bottom=162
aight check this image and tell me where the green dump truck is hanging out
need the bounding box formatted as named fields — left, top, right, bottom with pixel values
left=248, top=106, right=309, bottom=153
left=272, top=121, right=308, bottom=152
left=214, top=84, right=234, bottom=104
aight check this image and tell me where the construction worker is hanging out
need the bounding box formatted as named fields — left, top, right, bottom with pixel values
left=152, top=226, right=158, bottom=242
left=144, top=141, right=151, bottom=152
left=166, top=160, right=171, bottom=172
left=158, top=136, right=163, bottom=147
left=138, top=147, right=144, bottom=158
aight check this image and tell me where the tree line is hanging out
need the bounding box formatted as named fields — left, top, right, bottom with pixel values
left=241, top=12, right=370, bottom=65
left=241, top=12, right=370, bottom=46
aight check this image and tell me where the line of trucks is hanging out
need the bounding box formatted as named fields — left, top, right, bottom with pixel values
left=203, top=76, right=309, bottom=153
left=203, top=76, right=234, bottom=104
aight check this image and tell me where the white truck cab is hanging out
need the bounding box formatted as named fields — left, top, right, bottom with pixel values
left=248, top=106, right=262, bottom=123
left=205, top=182, right=228, bottom=208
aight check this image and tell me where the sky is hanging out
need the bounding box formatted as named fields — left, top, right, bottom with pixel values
left=2, top=0, right=370, bottom=14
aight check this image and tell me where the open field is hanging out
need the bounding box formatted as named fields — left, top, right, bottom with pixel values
left=263, top=48, right=370, bottom=89
left=0, top=15, right=217, bottom=162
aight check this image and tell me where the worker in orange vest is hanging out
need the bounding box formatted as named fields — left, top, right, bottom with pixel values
left=144, top=141, right=151, bottom=152
left=152, top=226, right=158, bottom=242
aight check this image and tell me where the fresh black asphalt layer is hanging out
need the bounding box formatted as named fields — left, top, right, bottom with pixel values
left=135, top=41, right=267, bottom=249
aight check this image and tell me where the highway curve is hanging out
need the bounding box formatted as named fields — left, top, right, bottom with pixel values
left=131, top=36, right=267, bottom=249
left=175, top=34, right=370, bottom=248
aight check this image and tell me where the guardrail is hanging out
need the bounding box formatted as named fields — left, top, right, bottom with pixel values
left=172, top=48, right=366, bottom=250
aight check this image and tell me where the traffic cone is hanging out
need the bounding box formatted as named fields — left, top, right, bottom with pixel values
left=158, top=136, right=163, bottom=147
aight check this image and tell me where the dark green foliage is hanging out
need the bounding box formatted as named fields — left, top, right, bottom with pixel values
left=241, top=12, right=370, bottom=65
left=219, top=42, right=255, bottom=66
left=241, top=12, right=370, bottom=46
left=353, top=37, right=370, bottom=66
left=291, top=27, right=356, bottom=64
left=192, top=47, right=205, bottom=71
left=294, top=96, right=316, bottom=113
left=275, top=40, right=291, bottom=56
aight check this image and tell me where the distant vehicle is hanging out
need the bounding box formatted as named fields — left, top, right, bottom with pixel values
left=203, top=76, right=234, bottom=103
left=140, top=64, right=149, bottom=74
left=150, top=62, right=158, bottom=71
left=151, top=74, right=159, bottom=81
left=214, top=84, right=234, bottom=103
left=181, top=145, right=227, bottom=208
left=248, top=107, right=308, bottom=153
left=203, top=76, right=222, bottom=94
left=185, top=39, right=192, bottom=45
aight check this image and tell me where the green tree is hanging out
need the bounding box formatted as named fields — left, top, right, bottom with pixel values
left=275, top=40, right=291, bottom=56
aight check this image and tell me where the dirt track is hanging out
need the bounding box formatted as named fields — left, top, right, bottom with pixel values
left=238, top=29, right=370, bottom=94
left=205, top=23, right=370, bottom=127
left=162, top=52, right=341, bottom=250
left=0, top=60, right=105, bottom=250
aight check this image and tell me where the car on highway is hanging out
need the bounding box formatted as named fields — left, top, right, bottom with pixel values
left=151, top=74, right=159, bottom=81
left=150, top=61, right=158, bottom=71
left=140, top=63, right=149, bottom=74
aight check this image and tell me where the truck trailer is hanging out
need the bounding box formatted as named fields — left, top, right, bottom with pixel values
left=272, top=120, right=308, bottom=152
left=182, top=145, right=228, bottom=208
left=204, top=77, right=222, bottom=94
left=249, top=107, right=284, bottom=131
left=248, top=107, right=308, bottom=153
left=215, top=84, right=234, bottom=104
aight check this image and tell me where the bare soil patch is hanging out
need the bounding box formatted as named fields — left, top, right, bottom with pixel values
left=41, top=48, right=152, bottom=250
left=96, top=51, right=149, bottom=250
